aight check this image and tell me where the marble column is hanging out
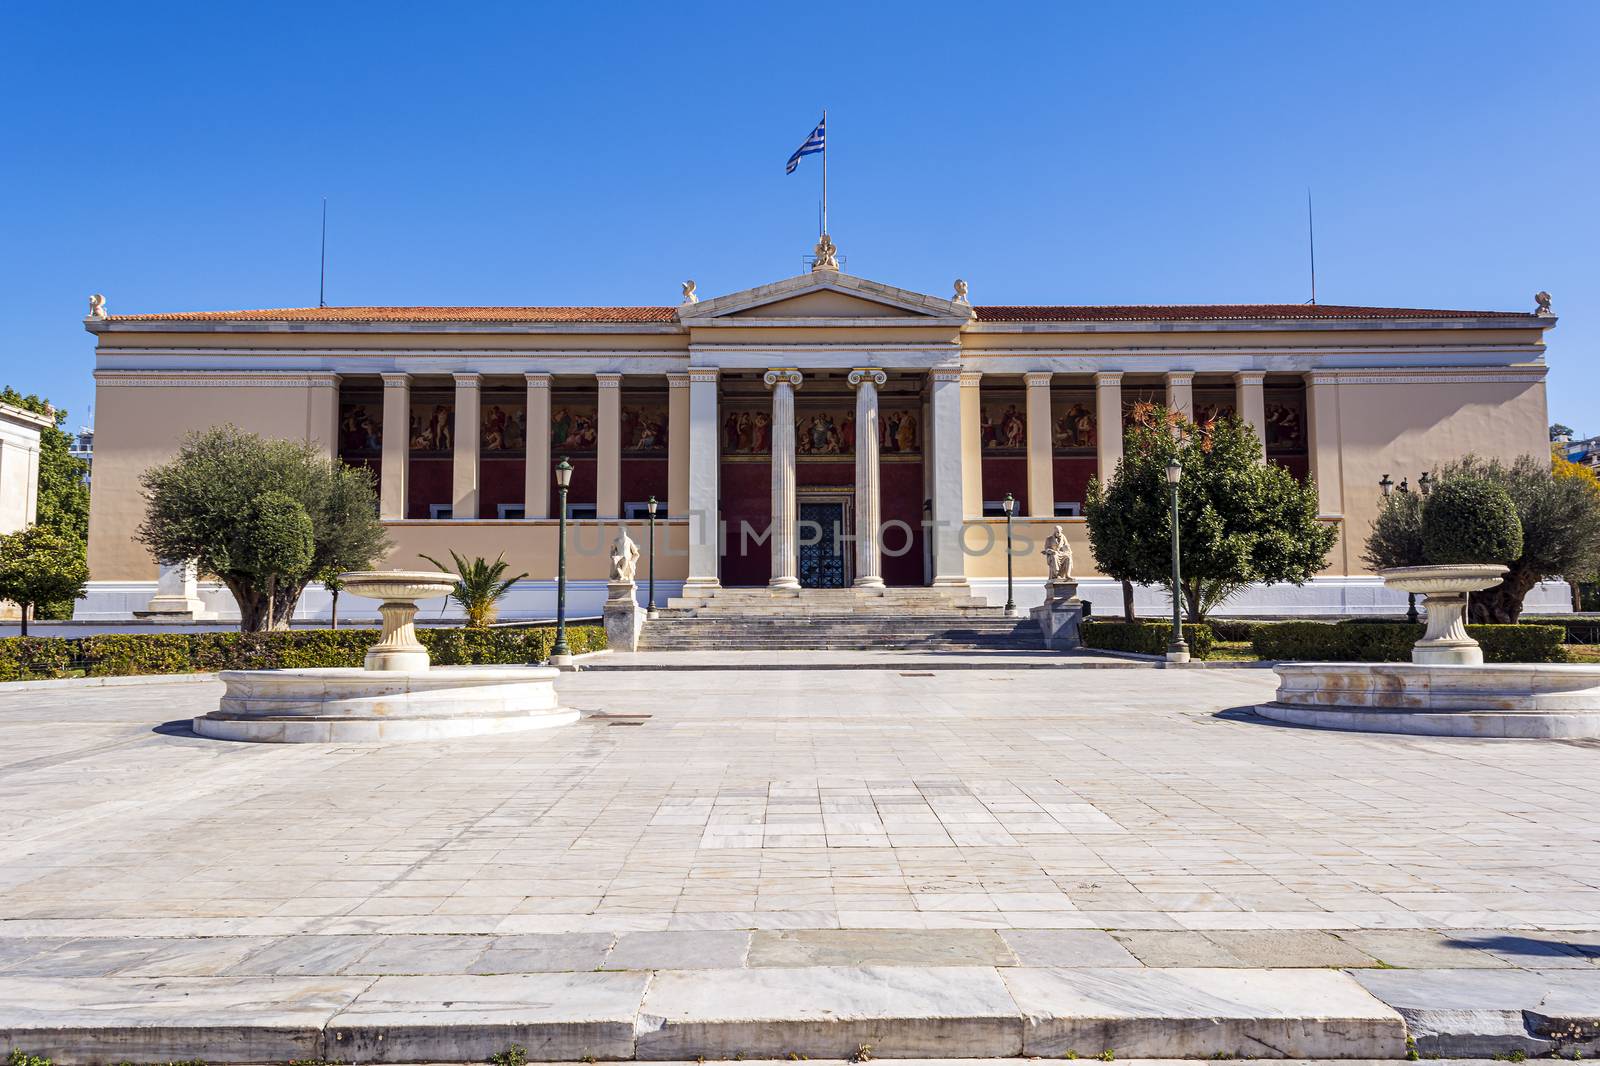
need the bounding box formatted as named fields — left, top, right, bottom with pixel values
left=928, top=367, right=968, bottom=586
left=524, top=373, right=551, bottom=518
left=1305, top=371, right=1344, bottom=516
left=959, top=371, right=983, bottom=519
left=1234, top=371, right=1267, bottom=463
left=683, top=367, right=721, bottom=593
left=379, top=372, right=410, bottom=520
left=667, top=372, right=690, bottom=517
left=1165, top=371, right=1194, bottom=422
left=1024, top=371, right=1054, bottom=517
left=1094, top=372, right=1124, bottom=485
left=451, top=373, right=480, bottom=520
left=765, top=368, right=803, bottom=589
left=596, top=373, right=622, bottom=518
left=849, top=368, right=887, bottom=587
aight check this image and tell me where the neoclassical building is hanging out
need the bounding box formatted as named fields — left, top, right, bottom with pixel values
left=78, top=256, right=1563, bottom=620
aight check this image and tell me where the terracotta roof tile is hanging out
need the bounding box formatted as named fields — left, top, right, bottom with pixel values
left=972, top=303, right=1531, bottom=322
left=105, top=306, right=678, bottom=323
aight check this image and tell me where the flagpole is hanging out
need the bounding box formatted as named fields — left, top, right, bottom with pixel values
left=821, top=108, right=828, bottom=237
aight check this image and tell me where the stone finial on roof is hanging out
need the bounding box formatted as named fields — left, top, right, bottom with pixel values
left=953, top=279, right=969, bottom=305
left=812, top=234, right=839, bottom=272
left=87, top=294, right=107, bottom=319
left=1536, top=291, right=1554, bottom=316
left=681, top=280, right=698, bottom=305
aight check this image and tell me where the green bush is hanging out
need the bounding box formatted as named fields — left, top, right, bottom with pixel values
left=1421, top=477, right=1524, bottom=566
left=0, top=624, right=606, bottom=682
left=1251, top=621, right=1566, bottom=663
left=1205, top=618, right=1264, bottom=642
left=1081, top=621, right=1214, bottom=658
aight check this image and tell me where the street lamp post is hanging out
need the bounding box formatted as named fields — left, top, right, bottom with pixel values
left=646, top=495, right=659, bottom=620
left=1001, top=492, right=1017, bottom=617
left=1165, top=459, right=1189, bottom=663
left=551, top=457, right=573, bottom=668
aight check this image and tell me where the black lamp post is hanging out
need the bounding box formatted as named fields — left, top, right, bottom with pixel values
left=1001, top=492, right=1017, bottom=617
left=551, top=457, right=573, bottom=666
left=646, top=495, right=659, bottom=620
left=1166, top=459, right=1189, bottom=663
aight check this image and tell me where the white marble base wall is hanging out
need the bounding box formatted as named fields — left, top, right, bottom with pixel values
left=967, top=576, right=1575, bottom=619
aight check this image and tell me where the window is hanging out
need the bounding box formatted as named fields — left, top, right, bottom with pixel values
left=428, top=504, right=453, bottom=520
left=1054, top=502, right=1082, bottom=517
left=623, top=501, right=659, bottom=520
left=566, top=504, right=598, bottom=520
left=981, top=500, right=1013, bottom=518
left=497, top=504, right=526, bottom=520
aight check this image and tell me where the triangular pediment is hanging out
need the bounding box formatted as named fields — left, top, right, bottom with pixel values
left=678, top=271, right=974, bottom=324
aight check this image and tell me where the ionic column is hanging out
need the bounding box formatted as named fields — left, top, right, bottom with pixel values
left=1305, top=371, right=1344, bottom=516
left=596, top=372, right=622, bottom=518
left=1165, top=371, right=1194, bottom=422
left=928, top=367, right=967, bottom=586
left=849, top=368, right=887, bottom=587
left=451, top=372, right=480, bottom=520
left=667, top=372, right=690, bottom=517
left=959, top=371, right=983, bottom=518
left=1094, top=372, right=1124, bottom=484
left=524, top=373, right=551, bottom=518
left=765, top=368, right=803, bottom=589
left=683, top=367, right=721, bottom=593
left=379, top=372, right=410, bottom=519
left=1024, top=371, right=1055, bottom=517
left=1234, top=371, right=1267, bottom=463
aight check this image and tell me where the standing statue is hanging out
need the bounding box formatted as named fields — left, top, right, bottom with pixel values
left=1042, top=525, right=1074, bottom=582
left=953, top=279, right=969, bottom=304
left=1535, top=291, right=1554, bottom=316
left=812, top=234, right=840, bottom=272
left=87, top=293, right=107, bottom=319
left=609, top=529, right=641, bottom=583
left=681, top=279, right=698, bottom=305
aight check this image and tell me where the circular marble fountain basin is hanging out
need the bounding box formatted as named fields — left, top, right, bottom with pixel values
left=193, top=665, right=576, bottom=743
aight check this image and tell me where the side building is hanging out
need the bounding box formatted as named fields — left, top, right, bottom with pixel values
left=77, top=266, right=1562, bottom=621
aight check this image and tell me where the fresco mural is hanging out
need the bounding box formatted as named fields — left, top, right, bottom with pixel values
left=480, top=401, right=527, bottom=454
left=339, top=402, right=382, bottom=456
left=550, top=403, right=598, bottom=454
left=1051, top=398, right=1096, bottom=452
left=622, top=403, right=668, bottom=454
left=1194, top=393, right=1238, bottom=440
left=1264, top=391, right=1306, bottom=452
left=409, top=401, right=455, bottom=456
left=721, top=404, right=919, bottom=458
left=980, top=401, right=1027, bottom=453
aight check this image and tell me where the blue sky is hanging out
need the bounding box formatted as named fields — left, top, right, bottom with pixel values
left=4, top=1, right=1596, bottom=433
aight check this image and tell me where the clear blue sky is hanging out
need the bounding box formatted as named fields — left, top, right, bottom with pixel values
left=4, top=1, right=1596, bottom=434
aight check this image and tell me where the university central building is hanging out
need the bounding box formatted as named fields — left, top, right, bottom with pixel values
left=79, top=249, right=1562, bottom=621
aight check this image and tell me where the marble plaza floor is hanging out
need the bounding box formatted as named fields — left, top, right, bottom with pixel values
left=1, top=658, right=1598, bottom=1059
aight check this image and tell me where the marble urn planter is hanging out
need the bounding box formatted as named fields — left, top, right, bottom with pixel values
left=339, top=569, right=459, bottom=671
left=1380, top=563, right=1508, bottom=666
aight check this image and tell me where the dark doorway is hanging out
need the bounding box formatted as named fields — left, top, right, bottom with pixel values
left=798, top=500, right=848, bottom=588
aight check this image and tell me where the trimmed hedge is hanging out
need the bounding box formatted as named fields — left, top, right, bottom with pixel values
left=0, top=625, right=607, bottom=682
left=1205, top=618, right=1265, bottom=642
left=1251, top=622, right=1566, bottom=664
left=1081, top=621, right=1214, bottom=659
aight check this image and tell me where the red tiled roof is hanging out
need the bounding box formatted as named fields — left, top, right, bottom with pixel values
left=972, top=303, right=1531, bottom=322
left=105, top=306, right=678, bottom=323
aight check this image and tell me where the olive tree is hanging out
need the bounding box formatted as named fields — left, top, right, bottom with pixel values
left=0, top=525, right=89, bottom=635
left=1085, top=407, right=1336, bottom=621
left=137, top=426, right=390, bottom=632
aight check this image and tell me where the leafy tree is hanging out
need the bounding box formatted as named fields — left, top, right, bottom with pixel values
left=319, top=567, right=347, bottom=630
left=2, top=387, right=90, bottom=618
left=420, top=550, right=528, bottom=627
left=1362, top=489, right=1426, bottom=572
left=1434, top=455, right=1600, bottom=623
left=1085, top=406, right=1336, bottom=621
left=232, top=491, right=315, bottom=630
left=1550, top=422, right=1575, bottom=440
left=0, top=525, right=89, bottom=635
left=1552, top=455, right=1600, bottom=609
left=137, top=425, right=390, bottom=632
left=1421, top=477, right=1523, bottom=565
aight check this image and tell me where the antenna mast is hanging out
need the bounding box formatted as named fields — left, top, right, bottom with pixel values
left=319, top=197, right=328, bottom=308
left=1306, top=189, right=1317, bottom=305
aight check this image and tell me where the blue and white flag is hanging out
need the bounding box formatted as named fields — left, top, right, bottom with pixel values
left=786, top=115, right=826, bottom=174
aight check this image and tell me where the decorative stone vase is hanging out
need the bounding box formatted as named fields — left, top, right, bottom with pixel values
left=340, top=570, right=458, bottom=671
left=1380, top=564, right=1509, bottom=665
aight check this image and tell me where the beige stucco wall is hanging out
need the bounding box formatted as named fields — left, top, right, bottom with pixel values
left=86, top=375, right=339, bottom=581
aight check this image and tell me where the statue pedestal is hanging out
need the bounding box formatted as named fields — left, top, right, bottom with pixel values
left=1030, top=580, right=1082, bottom=650
left=134, top=562, right=217, bottom=622
left=603, top=580, right=644, bottom=653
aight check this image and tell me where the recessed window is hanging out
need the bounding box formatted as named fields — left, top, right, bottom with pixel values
left=428, top=504, right=453, bottom=520
left=566, top=504, right=598, bottom=520
left=1054, top=502, right=1082, bottom=517
left=498, top=504, right=526, bottom=520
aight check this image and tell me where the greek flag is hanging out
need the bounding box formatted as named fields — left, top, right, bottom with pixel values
left=786, top=116, right=825, bottom=174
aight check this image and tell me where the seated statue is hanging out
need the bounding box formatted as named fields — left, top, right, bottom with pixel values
left=1042, top=525, right=1074, bottom=583
left=609, top=529, right=641, bottom=583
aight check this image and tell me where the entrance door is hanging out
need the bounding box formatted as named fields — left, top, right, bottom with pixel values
left=798, top=500, right=848, bottom=588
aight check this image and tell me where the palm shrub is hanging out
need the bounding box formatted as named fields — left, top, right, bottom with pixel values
left=1421, top=477, right=1523, bottom=565
left=420, top=551, right=528, bottom=627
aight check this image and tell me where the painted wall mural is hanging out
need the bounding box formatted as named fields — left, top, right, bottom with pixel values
left=409, top=402, right=455, bottom=456
left=481, top=401, right=527, bottom=454
left=550, top=403, right=598, bottom=454
left=622, top=404, right=668, bottom=454
left=1194, top=393, right=1237, bottom=438
left=1265, top=391, right=1306, bottom=452
left=721, top=404, right=919, bottom=458
left=339, top=402, right=382, bottom=456
left=1051, top=398, right=1096, bottom=452
left=981, top=401, right=1027, bottom=453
